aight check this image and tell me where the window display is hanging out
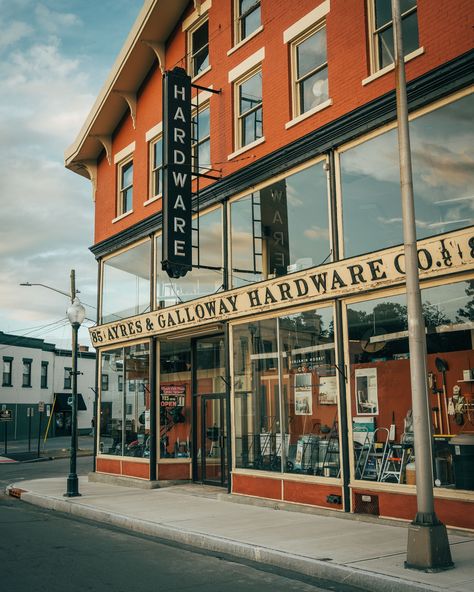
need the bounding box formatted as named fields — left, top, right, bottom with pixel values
left=347, top=279, right=474, bottom=490
left=99, top=342, right=150, bottom=458
left=232, top=306, right=340, bottom=477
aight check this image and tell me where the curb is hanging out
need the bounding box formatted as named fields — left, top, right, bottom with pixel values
left=14, top=488, right=446, bottom=592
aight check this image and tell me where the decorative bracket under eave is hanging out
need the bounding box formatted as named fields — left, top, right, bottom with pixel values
left=78, top=160, right=98, bottom=202
left=91, top=135, right=112, bottom=165
left=114, top=90, right=137, bottom=129
left=143, top=41, right=166, bottom=73
left=193, top=0, right=202, bottom=12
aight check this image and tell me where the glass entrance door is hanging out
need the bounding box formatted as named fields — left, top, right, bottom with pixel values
left=197, top=394, right=227, bottom=485
left=193, top=335, right=229, bottom=486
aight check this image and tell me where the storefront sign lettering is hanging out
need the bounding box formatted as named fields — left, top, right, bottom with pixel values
left=162, top=67, right=192, bottom=279
left=90, top=229, right=474, bottom=347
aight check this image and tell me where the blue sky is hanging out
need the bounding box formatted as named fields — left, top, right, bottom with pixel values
left=0, top=0, right=143, bottom=348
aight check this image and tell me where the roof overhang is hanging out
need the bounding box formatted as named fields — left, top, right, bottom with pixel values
left=65, top=0, right=190, bottom=179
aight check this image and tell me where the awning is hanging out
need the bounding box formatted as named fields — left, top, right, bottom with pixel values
left=53, top=393, right=87, bottom=412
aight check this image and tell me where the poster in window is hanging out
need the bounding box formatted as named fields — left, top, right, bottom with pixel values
left=355, top=368, right=378, bottom=415
left=318, top=376, right=337, bottom=405
left=294, top=373, right=312, bottom=415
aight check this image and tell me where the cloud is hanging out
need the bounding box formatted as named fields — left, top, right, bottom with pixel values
left=304, top=226, right=329, bottom=241
left=35, top=3, right=81, bottom=33
left=0, top=20, right=33, bottom=51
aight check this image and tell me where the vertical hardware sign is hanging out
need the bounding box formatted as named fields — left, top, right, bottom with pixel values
left=162, top=67, right=192, bottom=278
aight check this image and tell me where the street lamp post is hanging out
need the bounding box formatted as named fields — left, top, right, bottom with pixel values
left=65, top=296, right=86, bottom=497
left=391, top=0, right=452, bottom=570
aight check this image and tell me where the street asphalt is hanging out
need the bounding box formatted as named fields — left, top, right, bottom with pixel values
left=3, top=474, right=473, bottom=592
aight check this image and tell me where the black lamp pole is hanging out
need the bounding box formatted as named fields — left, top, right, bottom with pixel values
left=65, top=319, right=81, bottom=497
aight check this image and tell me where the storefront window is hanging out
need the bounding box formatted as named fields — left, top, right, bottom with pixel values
left=156, top=207, right=223, bottom=307
left=101, top=240, right=151, bottom=323
left=347, top=279, right=474, bottom=491
left=230, top=162, right=330, bottom=288
left=99, top=342, right=150, bottom=457
left=340, top=93, right=474, bottom=257
left=280, top=308, right=338, bottom=476
left=159, top=339, right=192, bottom=459
left=233, top=306, right=340, bottom=477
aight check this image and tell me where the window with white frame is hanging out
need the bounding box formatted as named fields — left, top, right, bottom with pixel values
left=41, top=361, right=48, bottom=389
left=235, top=68, right=263, bottom=149
left=192, top=104, right=210, bottom=173
left=369, top=0, right=419, bottom=72
left=235, top=0, right=261, bottom=43
left=292, top=23, right=328, bottom=117
left=64, top=367, right=72, bottom=390
left=189, top=17, right=209, bottom=78
left=2, top=357, right=13, bottom=387
left=117, top=157, right=133, bottom=216
left=150, top=136, right=163, bottom=199
left=22, top=358, right=32, bottom=387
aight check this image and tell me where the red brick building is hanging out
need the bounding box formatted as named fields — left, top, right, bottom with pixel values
left=66, top=1, right=474, bottom=529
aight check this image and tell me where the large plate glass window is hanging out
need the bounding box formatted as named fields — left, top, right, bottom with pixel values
left=369, top=0, right=419, bottom=72
left=101, top=240, right=151, bottom=323
left=236, top=68, right=263, bottom=149
left=233, top=306, right=339, bottom=477
left=230, top=161, right=330, bottom=288
left=236, top=0, right=261, bottom=43
left=339, top=93, right=474, bottom=258
left=189, top=18, right=209, bottom=78
left=156, top=207, right=223, bottom=308
left=117, top=157, right=133, bottom=215
left=99, top=342, right=150, bottom=458
left=347, top=279, right=474, bottom=491
left=292, top=23, right=328, bottom=116
left=159, top=339, right=192, bottom=459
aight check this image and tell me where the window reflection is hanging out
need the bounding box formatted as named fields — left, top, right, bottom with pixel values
left=340, top=94, right=474, bottom=257
left=230, top=162, right=330, bottom=287
left=347, top=280, right=474, bottom=491
left=156, top=208, right=223, bottom=307
left=99, top=343, right=150, bottom=458
left=233, top=307, right=340, bottom=477
left=102, top=241, right=151, bottom=323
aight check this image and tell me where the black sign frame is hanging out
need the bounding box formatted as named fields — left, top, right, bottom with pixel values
left=162, top=67, right=193, bottom=279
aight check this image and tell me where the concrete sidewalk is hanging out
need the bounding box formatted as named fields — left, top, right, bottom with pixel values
left=5, top=477, right=474, bottom=592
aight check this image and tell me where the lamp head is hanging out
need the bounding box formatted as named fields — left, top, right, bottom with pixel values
left=67, top=297, right=86, bottom=327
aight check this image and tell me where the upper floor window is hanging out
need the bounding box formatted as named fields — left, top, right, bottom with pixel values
left=369, top=0, right=419, bottom=72
left=2, top=357, right=13, bottom=387
left=192, top=104, right=211, bottom=173
left=22, top=359, right=32, bottom=387
left=292, top=24, right=328, bottom=117
left=64, top=367, right=72, bottom=390
left=150, top=136, right=163, bottom=200
left=118, top=157, right=133, bottom=216
left=235, top=68, right=263, bottom=149
left=236, top=0, right=261, bottom=43
left=41, top=361, right=48, bottom=389
left=189, top=18, right=209, bottom=78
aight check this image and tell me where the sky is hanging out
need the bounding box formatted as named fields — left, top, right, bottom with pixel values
left=0, top=0, right=143, bottom=349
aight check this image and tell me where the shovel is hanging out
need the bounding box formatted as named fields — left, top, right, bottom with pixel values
left=435, top=357, right=450, bottom=435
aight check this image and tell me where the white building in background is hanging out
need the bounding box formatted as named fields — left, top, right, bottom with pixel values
left=0, top=331, right=96, bottom=440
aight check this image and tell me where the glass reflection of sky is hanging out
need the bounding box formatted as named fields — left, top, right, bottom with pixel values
left=341, top=94, right=473, bottom=257
left=230, top=163, right=330, bottom=287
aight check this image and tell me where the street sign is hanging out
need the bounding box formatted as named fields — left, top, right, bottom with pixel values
left=38, top=401, right=45, bottom=412
left=0, top=409, right=13, bottom=422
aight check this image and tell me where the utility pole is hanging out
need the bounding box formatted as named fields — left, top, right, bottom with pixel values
left=391, top=0, right=452, bottom=571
